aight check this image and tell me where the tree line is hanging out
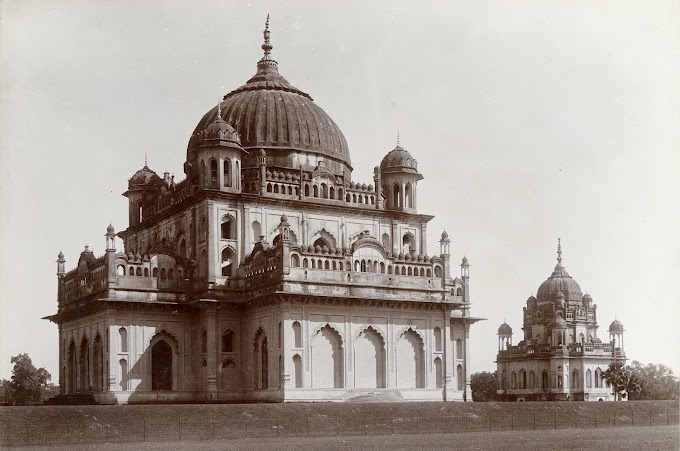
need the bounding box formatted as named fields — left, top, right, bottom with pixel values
left=1, top=354, right=58, bottom=405
left=471, top=361, right=680, bottom=402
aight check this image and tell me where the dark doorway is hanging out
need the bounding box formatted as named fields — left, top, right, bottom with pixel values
left=152, top=340, right=173, bottom=390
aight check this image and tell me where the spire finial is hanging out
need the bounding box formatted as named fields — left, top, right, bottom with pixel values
left=144, top=150, right=148, bottom=167
left=217, top=99, right=221, bottom=118
left=557, top=238, right=562, bottom=265
left=397, top=129, right=400, bottom=146
left=262, top=14, right=272, bottom=60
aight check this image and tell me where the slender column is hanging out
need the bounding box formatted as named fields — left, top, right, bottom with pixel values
left=107, top=316, right=118, bottom=392
left=391, top=220, right=399, bottom=255
left=464, top=321, right=472, bottom=401
left=443, top=310, right=454, bottom=400
left=281, top=304, right=292, bottom=389
left=420, top=223, right=427, bottom=256
left=207, top=201, right=216, bottom=282
left=206, top=306, right=218, bottom=399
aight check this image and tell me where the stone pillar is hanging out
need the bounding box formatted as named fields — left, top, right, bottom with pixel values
left=206, top=306, right=218, bottom=400
left=443, top=309, right=454, bottom=400
left=106, top=314, right=118, bottom=392
left=420, top=222, right=427, bottom=256
left=374, top=167, right=383, bottom=209
left=464, top=321, right=472, bottom=401
left=207, top=201, right=216, bottom=283
left=281, top=304, right=292, bottom=389
left=391, top=220, right=399, bottom=255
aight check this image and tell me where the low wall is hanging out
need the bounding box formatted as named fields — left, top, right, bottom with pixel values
left=0, top=400, right=677, bottom=447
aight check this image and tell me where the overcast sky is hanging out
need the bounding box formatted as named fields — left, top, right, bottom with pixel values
left=1, top=0, right=678, bottom=381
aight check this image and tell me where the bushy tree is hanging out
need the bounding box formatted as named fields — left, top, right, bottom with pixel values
left=7, top=354, right=52, bottom=405
left=602, top=362, right=640, bottom=401
left=628, top=361, right=680, bottom=400
left=471, top=371, right=498, bottom=401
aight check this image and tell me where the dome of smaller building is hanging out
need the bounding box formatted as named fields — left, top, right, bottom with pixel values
left=78, top=245, right=96, bottom=268
left=609, top=319, right=624, bottom=333
left=441, top=230, right=449, bottom=239
left=189, top=104, right=242, bottom=150
left=498, top=323, right=512, bottom=335
left=461, top=256, right=469, bottom=266
left=107, top=223, right=115, bottom=233
left=57, top=250, right=64, bottom=259
left=582, top=294, right=592, bottom=302
left=129, top=165, right=161, bottom=188
left=380, top=145, right=422, bottom=178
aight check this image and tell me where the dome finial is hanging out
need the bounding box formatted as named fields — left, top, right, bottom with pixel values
left=262, top=14, right=272, bottom=60
left=217, top=99, right=221, bottom=117
left=144, top=150, right=148, bottom=167
left=557, top=238, right=562, bottom=265
left=397, top=129, right=400, bottom=146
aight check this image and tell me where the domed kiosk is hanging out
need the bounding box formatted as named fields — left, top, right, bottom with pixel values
left=46, top=18, right=481, bottom=405
left=496, top=240, right=627, bottom=402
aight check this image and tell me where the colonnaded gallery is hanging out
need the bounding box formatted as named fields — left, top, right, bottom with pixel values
left=46, top=20, right=481, bottom=404
left=495, top=240, right=626, bottom=401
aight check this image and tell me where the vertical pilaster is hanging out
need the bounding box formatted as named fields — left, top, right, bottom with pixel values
left=206, top=306, right=218, bottom=399
left=207, top=200, right=216, bottom=283
left=464, top=321, right=472, bottom=401
left=443, top=309, right=454, bottom=400
left=281, top=303, right=292, bottom=389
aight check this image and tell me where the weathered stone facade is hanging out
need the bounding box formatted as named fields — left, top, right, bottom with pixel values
left=46, top=20, right=481, bottom=404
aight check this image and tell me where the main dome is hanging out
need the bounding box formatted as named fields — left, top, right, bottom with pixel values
left=188, top=18, right=351, bottom=174
left=536, top=240, right=583, bottom=303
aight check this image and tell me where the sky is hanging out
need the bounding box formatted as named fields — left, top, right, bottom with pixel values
left=1, top=0, right=678, bottom=381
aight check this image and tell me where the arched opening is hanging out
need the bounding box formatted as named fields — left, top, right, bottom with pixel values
left=529, top=371, right=535, bottom=389
left=221, top=359, right=237, bottom=391
left=160, top=268, right=166, bottom=280
left=455, top=338, right=463, bottom=359
left=402, top=233, right=414, bottom=254
left=152, top=267, right=158, bottom=278
left=223, top=158, right=231, bottom=187
left=129, top=266, right=134, bottom=276
left=405, top=183, right=413, bottom=208
left=313, top=185, right=319, bottom=197
left=293, top=354, right=303, bottom=388
left=321, top=183, right=327, bottom=198
left=251, top=221, right=262, bottom=246
left=519, top=369, right=526, bottom=389
left=144, top=267, right=149, bottom=277
left=119, top=358, right=128, bottom=391
left=396, top=329, right=424, bottom=388
left=595, top=368, right=601, bottom=388
left=393, top=184, right=401, bottom=208
left=354, top=326, right=386, bottom=388
left=221, top=247, right=234, bottom=276
left=511, top=371, right=517, bottom=389
left=222, top=329, right=234, bottom=353
left=311, top=325, right=344, bottom=388
left=304, top=185, right=310, bottom=197
left=210, top=159, right=218, bottom=186
left=586, top=369, right=592, bottom=388
left=221, top=216, right=235, bottom=239
left=79, top=337, right=90, bottom=392
left=434, top=327, right=442, bottom=352
left=117, top=265, right=125, bottom=276
left=542, top=371, right=549, bottom=389
left=137, top=200, right=143, bottom=223
left=92, top=334, right=103, bottom=392
left=292, top=321, right=302, bottom=348
left=254, top=329, right=269, bottom=390
left=135, top=267, right=142, bottom=276
left=329, top=186, right=334, bottom=199
left=572, top=370, right=579, bottom=389
left=434, top=357, right=443, bottom=388
left=434, top=266, right=443, bottom=277
left=291, top=254, right=300, bottom=267
left=68, top=340, right=76, bottom=393
left=119, top=328, right=128, bottom=353
left=457, top=364, right=464, bottom=390
left=151, top=340, right=173, bottom=390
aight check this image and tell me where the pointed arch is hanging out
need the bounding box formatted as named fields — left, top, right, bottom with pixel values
left=253, top=327, right=269, bottom=390
left=79, top=335, right=90, bottom=392
left=311, top=324, right=344, bottom=388
left=434, top=357, right=443, bottom=388
left=396, top=327, right=425, bottom=388
left=354, top=325, right=386, bottom=388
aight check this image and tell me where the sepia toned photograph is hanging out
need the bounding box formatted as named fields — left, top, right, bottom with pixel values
left=0, top=1, right=678, bottom=449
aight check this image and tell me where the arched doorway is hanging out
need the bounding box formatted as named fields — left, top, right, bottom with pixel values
left=68, top=340, right=76, bottom=393
left=354, top=326, right=386, bottom=388
left=92, top=334, right=103, bottom=392
left=396, top=329, right=424, bottom=388
left=151, top=340, right=173, bottom=390
left=311, top=325, right=344, bottom=388
left=254, top=329, right=269, bottom=389
left=79, top=337, right=90, bottom=392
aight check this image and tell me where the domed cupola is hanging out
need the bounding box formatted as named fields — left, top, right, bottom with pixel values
left=536, top=239, right=583, bottom=303
left=608, top=319, right=624, bottom=334
left=124, top=162, right=162, bottom=226
left=379, top=136, right=423, bottom=213
left=187, top=16, right=351, bottom=177
left=188, top=102, right=245, bottom=192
